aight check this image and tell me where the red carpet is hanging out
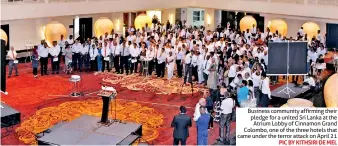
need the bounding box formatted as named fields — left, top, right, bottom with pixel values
left=1, top=64, right=234, bottom=145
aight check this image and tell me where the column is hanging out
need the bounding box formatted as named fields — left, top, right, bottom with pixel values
left=215, top=10, right=222, bottom=28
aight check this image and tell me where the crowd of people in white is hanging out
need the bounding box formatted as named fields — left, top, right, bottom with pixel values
left=6, top=17, right=333, bottom=145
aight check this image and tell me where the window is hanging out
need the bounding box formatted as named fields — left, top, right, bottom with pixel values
left=200, top=10, right=205, bottom=21
left=193, top=11, right=200, bottom=21
left=193, top=10, right=205, bottom=21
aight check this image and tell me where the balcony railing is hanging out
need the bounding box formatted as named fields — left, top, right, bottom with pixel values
left=240, top=0, right=338, bottom=6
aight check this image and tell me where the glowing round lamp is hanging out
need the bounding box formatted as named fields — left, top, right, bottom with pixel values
left=1, top=29, right=8, bottom=46
left=239, top=16, right=257, bottom=32
left=281, top=98, right=314, bottom=108
left=324, top=74, right=338, bottom=107
left=94, top=18, right=114, bottom=38
left=44, top=22, right=67, bottom=47
left=268, top=19, right=288, bottom=36
left=302, top=22, right=320, bottom=40
left=134, top=14, right=152, bottom=30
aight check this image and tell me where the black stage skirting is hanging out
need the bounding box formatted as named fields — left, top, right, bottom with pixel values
left=37, top=114, right=142, bottom=145
left=1, top=102, right=21, bottom=128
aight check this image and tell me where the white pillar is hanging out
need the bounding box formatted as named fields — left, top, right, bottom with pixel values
left=215, top=10, right=222, bottom=28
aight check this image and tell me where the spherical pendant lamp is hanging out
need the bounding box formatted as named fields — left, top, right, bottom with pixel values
left=134, top=14, right=152, bottom=30
left=1, top=29, right=8, bottom=46
left=268, top=19, right=288, bottom=36
left=239, top=15, right=257, bottom=32
left=302, top=22, right=320, bottom=40
left=94, top=18, right=114, bottom=38
left=44, top=22, right=67, bottom=47
left=324, top=74, right=338, bottom=107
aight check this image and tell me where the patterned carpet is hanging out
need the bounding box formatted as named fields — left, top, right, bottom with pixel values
left=1, top=66, right=225, bottom=145
left=15, top=100, right=163, bottom=145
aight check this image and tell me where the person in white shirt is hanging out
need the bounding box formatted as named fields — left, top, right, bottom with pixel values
left=146, top=44, right=155, bottom=75
left=203, top=55, right=211, bottom=85
left=303, top=75, right=316, bottom=88
left=111, top=41, right=120, bottom=73
left=130, top=43, right=140, bottom=74
left=81, top=41, right=90, bottom=72
left=230, top=73, right=242, bottom=91
left=183, top=51, right=193, bottom=84
left=176, top=47, right=185, bottom=78
left=259, top=73, right=271, bottom=107
left=250, top=24, right=257, bottom=35
left=101, top=41, right=111, bottom=72
left=89, top=44, right=98, bottom=71
left=59, top=35, right=66, bottom=62
left=228, top=62, right=238, bottom=84
left=49, top=41, right=61, bottom=74
left=157, top=48, right=166, bottom=78
left=251, top=70, right=261, bottom=106
left=38, top=41, right=49, bottom=75
left=66, top=35, right=74, bottom=45
left=166, top=51, right=175, bottom=80
left=219, top=95, right=235, bottom=144
left=72, top=40, right=82, bottom=71
left=298, top=27, right=304, bottom=37
left=7, top=46, right=19, bottom=77
left=192, top=51, right=199, bottom=82
left=193, top=98, right=206, bottom=121
left=197, top=52, right=205, bottom=84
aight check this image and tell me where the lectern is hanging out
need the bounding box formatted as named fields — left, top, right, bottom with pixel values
left=97, top=86, right=117, bottom=124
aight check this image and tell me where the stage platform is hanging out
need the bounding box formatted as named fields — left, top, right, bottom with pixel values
left=1, top=102, right=21, bottom=128
left=37, top=114, right=142, bottom=145
left=270, top=83, right=311, bottom=107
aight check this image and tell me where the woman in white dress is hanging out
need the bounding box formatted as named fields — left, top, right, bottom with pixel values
left=166, top=51, right=175, bottom=80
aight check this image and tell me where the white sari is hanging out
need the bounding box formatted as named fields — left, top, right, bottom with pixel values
left=166, top=56, right=175, bottom=80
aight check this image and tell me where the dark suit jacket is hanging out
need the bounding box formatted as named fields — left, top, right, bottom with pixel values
left=171, top=114, right=192, bottom=139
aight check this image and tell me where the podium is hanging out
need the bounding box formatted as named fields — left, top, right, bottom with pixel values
left=97, top=90, right=116, bottom=124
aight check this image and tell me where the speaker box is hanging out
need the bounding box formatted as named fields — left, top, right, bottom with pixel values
left=1, top=39, right=6, bottom=92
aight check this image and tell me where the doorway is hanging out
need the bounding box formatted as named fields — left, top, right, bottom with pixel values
left=74, top=17, right=93, bottom=42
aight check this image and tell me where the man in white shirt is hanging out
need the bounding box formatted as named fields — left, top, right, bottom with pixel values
left=72, top=40, right=82, bottom=71
left=228, top=62, right=238, bottom=84
left=89, top=44, right=98, bottom=71
left=81, top=41, right=90, bottom=72
left=251, top=70, right=261, bottom=106
left=38, top=42, right=49, bottom=75
left=7, top=46, right=19, bottom=77
left=66, top=35, right=74, bottom=45
left=193, top=98, right=206, bottom=121
left=50, top=41, right=61, bottom=74
left=59, top=35, right=66, bottom=62
left=176, top=47, right=185, bottom=78
left=183, top=51, right=193, bottom=84
left=303, top=75, right=316, bottom=88
left=130, top=43, right=140, bottom=74
left=260, top=73, right=271, bottom=107
left=111, top=41, right=120, bottom=73
left=203, top=55, right=211, bottom=85
left=219, top=96, right=235, bottom=144
left=102, top=41, right=111, bottom=72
